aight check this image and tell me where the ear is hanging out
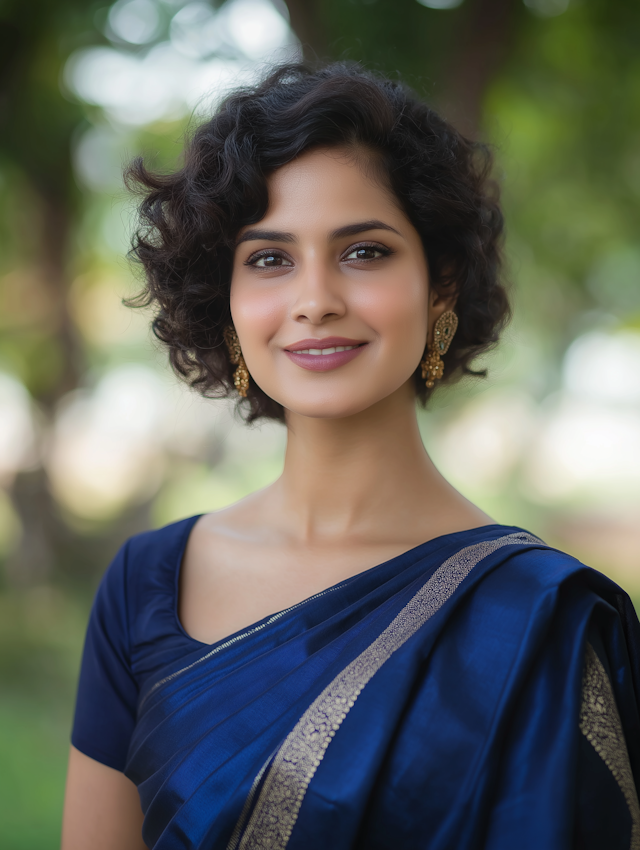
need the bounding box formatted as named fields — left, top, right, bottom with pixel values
left=427, top=283, right=458, bottom=342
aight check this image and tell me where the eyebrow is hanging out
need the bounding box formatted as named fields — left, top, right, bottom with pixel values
left=236, top=229, right=296, bottom=245
left=235, top=219, right=401, bottom=246
left=329, top=220, right=401, bottom=240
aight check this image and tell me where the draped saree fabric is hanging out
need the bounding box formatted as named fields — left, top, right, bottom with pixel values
left=72, top=519, right=640, bottom=849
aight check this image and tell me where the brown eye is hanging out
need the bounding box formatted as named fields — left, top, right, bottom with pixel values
left=252, top=253, right=293, bottom=268
left=344, top=245, right=387, bottom=261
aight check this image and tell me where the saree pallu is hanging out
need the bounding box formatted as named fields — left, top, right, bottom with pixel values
left=125, top=528, right=640, bottom=849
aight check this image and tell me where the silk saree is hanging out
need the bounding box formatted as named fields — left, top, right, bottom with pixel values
left=73, top=519, right=640, bottom=849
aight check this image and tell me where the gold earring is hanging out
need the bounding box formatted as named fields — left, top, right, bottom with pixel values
left=421, top=310, right=458, bottom=389
left=223, top=326, right=250, bottom=398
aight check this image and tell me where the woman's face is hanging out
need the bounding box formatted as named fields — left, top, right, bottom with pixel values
left=230, top=147, right=437, bottom=420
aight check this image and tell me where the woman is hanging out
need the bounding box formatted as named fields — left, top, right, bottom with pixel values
left=62, top=63, right=640, bottom=850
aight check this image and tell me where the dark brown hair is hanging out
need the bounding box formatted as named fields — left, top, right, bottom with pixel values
left=126, top=62, right=509, bottom=422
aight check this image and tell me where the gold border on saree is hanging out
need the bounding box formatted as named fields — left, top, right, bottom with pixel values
left=580, top=642, right=640, bottom=850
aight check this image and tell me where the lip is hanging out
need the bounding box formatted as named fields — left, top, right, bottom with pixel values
left=283, top=337, right=368, bottom=372
left=284, top=337, right=366, bottom=352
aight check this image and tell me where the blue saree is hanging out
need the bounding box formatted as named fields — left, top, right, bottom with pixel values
left=72, top=518, right=640, bottom=849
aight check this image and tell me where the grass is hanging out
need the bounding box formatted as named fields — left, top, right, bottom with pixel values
left=0, top=586, right=88, bottom=850
left=0, top=696, right=71, bottom=850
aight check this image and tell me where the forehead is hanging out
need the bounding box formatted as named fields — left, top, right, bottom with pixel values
left=260, top=147, right=405, bottom=228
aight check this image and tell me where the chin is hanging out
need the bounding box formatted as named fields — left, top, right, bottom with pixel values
left=285, top=400, right=375, bottom=420
left=279, top=386, right=407, bottom=421
left=253, top=371, right=417, bottom=421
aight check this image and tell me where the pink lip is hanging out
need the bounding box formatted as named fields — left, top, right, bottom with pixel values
left=284, top=337, right=366, bottom=352
left=283, top=337, right=368, bottom=372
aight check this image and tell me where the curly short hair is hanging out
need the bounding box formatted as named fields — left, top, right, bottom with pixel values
left=126, top=62, right=509, bottom=423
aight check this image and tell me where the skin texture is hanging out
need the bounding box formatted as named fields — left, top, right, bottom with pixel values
left=62, top=148, right=492, bottom=848
left=62, top=746, right=146, bottom=850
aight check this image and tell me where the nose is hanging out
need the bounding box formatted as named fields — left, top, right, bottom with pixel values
left=290, top=256, right=346, bottom=325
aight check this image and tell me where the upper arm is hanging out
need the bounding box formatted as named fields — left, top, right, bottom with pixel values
left=72, top=541, right=139, bottom=771
left=67, top=543, right=145, bottom=846
left=62, top=746, right=147, bottom=850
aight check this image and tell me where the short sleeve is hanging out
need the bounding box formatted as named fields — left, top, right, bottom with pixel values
left=71, top=541, right=139, bottom=771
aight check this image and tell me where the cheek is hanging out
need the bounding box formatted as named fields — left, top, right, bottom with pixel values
left=229, top=280, right=286, bottom=346
left=353, top=270, right=429, bottom=345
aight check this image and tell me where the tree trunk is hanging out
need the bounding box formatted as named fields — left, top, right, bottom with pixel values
left=37, top=192, right=82, bottom=406
left=7, top=188, right=81, bottom=584
left=284, top=0, right=329, bottom=61
left=440, top=0, right=517, bottom=138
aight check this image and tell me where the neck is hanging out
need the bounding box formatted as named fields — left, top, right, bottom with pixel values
left=270, top=383, right=484, bottom=546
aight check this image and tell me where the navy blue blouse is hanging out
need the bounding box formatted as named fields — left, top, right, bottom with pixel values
left=72, top=515, right=203, bottom=770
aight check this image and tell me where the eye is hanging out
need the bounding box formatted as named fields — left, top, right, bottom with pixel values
left=343, top=243, right=392, bottom=262
left=246, top=251, right=293, bottom=269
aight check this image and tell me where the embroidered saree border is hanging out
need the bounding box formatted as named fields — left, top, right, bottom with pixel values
left=580, top=642, right=640, bottom=850
left=229, top=531, right=541, bottom=850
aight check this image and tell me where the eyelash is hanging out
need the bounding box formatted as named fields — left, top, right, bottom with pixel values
left=343, top=242, right=394, bottom=262
left=244, top=249, right=292, bottom=268
left=244, top=241, right=394, bottom=268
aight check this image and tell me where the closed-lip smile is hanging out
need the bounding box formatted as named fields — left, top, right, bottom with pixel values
left=284, top=337, right=368, bottom=372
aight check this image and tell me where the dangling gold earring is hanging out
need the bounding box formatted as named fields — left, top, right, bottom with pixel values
left=421, top=310, right=458, bottom=389
left=223, top=326, right=250, bottom=398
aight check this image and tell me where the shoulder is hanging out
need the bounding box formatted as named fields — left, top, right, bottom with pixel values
left=477, top=528, right=632, bottom=619
left=501, top=533, right=617, bottom=591
left=455, top=531, right=640, bottom=674
left=95, top=514, right=201, bottom=626
left=124, top=514, right=202, bottom=568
